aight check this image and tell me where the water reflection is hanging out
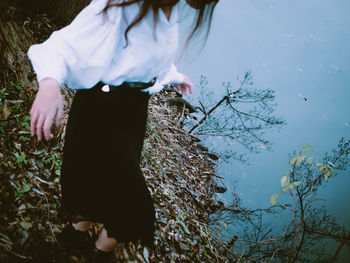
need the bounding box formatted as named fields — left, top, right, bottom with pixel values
left=187, top=71, right=285, bottom=155
left=181, top=0, right=350, bottom=261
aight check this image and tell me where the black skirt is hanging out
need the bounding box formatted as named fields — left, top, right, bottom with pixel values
left=60, top=82, right=156, bottom=248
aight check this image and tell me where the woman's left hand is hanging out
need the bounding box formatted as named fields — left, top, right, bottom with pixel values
left=174, top=75, right=193, bottom=96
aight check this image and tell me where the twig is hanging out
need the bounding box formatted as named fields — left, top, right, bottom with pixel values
left=32, top=179, right=58, bottom=244
left=188, top=73, right=249, bottom=134
left=176, top=103, right=186, bottom=127
left=270, top=248, right=279, bottom=262
left=329, top=233, right=350, bottom=262
left=0, top=242, right=30, bottom=259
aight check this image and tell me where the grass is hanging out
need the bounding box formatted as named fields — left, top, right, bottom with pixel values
left=0, top=73, right=231, bottom=262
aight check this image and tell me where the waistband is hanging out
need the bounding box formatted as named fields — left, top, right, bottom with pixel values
left=93, top=78, right=156, bottom=93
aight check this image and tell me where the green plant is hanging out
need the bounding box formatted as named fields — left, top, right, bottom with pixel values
left=19, top=136, right=29, bottom=142
left=0, top=213, right=8, bottom=221
left=41, top=16, right=51, bottom=24
left=0, top=88, right=6, bottom=99
left=12, top=103, right=21, bottom=114
left=10, top=81, right=25, bottom=90
left=40, top=153, right=62, bottom=176
left=13, top=151, right=27, bottom=168
left=0, top=122, right=6, bottom=134
left=270, top=143, right=334, bottom=206
left=267, top=140, right=350, bottom=262
left=13, top=178, right=31, bottom=199
left=33, top=16, right=51, bottom=30
left=20, top=115, right=31, bottom=131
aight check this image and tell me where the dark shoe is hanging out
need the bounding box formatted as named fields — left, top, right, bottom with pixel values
left=84, top=247, right=115, bottom=263
left=58, top=223, right=95, bottom=252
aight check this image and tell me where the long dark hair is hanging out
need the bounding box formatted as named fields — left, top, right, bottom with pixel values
left=102, top=0, right=218, bottom=47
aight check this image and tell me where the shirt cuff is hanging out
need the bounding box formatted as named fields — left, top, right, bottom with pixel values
left=28, top=44, right=67, bottom=86
left=161, top=64, right=184, bottom=85
left=142, top=81, right=164, bottom=94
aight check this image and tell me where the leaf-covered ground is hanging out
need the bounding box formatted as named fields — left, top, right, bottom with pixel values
left=0, top=6, right=236, bottom=261
left=0, top=69, right=232, bottom=262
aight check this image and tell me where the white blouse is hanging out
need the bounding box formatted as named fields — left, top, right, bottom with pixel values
left=27, top=0, right=184, bottom=94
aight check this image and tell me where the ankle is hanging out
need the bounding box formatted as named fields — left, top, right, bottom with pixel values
left=59, top=223, right=95, bottom=252
left=72, top=221, right=92, bottom=232
left=95, top=228, right=117, bottom=252
left=95, top=241, right=115, bottom=252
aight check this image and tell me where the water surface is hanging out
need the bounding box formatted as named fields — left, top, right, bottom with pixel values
left=179, top=0, right=350, bottom=261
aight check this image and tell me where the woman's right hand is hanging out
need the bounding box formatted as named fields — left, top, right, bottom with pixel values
left=30, top=78, right=64, bottom=141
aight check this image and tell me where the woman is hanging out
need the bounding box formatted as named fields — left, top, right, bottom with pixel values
left=28, top=0, right=218, bottom=262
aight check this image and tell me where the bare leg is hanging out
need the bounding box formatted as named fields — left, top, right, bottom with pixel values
left=72, top=221, right=93, bottom=232
left=95, top=228, right=117, bottom=252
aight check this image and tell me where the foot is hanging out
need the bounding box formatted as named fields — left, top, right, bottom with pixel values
left=95, top=228, right=117, bottom=252
left=84, top=247, right=115, bottom=263
left=58, top=223, right=95, bottom=252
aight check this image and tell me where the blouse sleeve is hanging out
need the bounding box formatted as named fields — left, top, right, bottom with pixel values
left=145, top=63, right=184, bottom=94
left=27, top=0, right=123, bottom=86
left=160, top=63, right=184, bottom=85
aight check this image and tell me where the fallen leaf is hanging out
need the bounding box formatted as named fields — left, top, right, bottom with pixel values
left=2, top=105, right=11, bottom=120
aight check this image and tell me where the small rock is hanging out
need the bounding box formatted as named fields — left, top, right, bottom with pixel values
left=179, top=242, right=190, bottom=251
left=143, top=247, right=150, bottom=263
left=167, top=98, right=197, bottom=113
left=213, top=184, right=227, bottom=194
left=162, top=86, right=182, bottom=97
left=20, top=221, right=32, bottom=230
left=190, top=135, right=201, bottom=143
left=20, top=231, right=29, bottom=245
left=210, top=201, right=225, bottom=212
left=18, top=204, right=26, bottom=211
left=196, top=144, right=208, bottom=152
left=207, top=153, right=219, bottom=161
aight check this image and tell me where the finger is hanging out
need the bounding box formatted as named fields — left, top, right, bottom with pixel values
left=187, top=84, right=191, bottom=95
left=174, top=84, right=180, bottom=92
left=30, top=104, right=36, bottom=116
left=43, top=113, right=55, bottom=140
left=36, top=115, right=45, bottom=141
left=30, top=109, right=38, bottom=136
left=182, top=85, right=188, bottom=96
left=189, top=83, right=193, bottom=94
left=55, top=105, right=64, bottom=127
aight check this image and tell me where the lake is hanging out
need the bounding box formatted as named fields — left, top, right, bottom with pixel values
left=179, top=0, right=350, bottom=261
